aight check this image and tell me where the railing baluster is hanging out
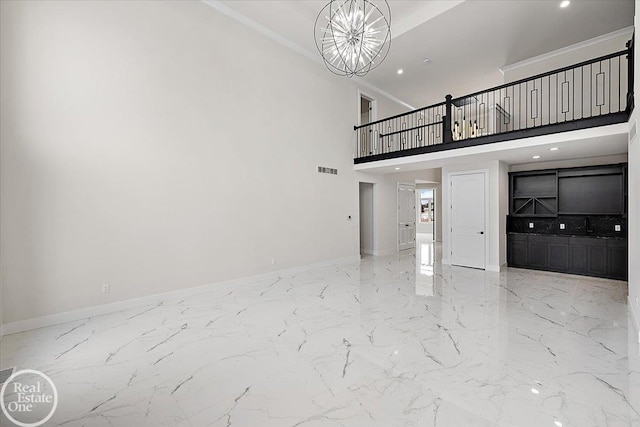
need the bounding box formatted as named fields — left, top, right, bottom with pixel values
left=353, top=48, right=632, bottom=161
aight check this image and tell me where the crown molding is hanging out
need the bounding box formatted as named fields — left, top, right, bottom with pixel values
left=201, top=0, right=415, bottom=110
left=500, top=26, right=634, bottom=75
left=393, top=0, right=465, bottom=39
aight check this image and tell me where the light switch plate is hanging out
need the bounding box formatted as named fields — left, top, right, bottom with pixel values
left=615, top=224, right=621, bottom=232
left=529, top=223, right=534, bottom=229
left=560, top=224, right=565, bottom=230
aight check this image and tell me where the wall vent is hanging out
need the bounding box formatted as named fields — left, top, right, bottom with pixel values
left=318, top=166, right=338, bottom=175
left=0, top=367, right=15, bottom=385
left=630, top=120, right=637, bottom=143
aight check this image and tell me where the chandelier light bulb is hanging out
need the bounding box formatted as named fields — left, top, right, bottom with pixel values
left=315, top=0, right=392, bottom=77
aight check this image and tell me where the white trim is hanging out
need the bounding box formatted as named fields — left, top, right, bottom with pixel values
left=201, top=0, right=415, bottom=110
left=500, top=26, right=634, bottom=74
left=628, top=296, right=640, bottom=344
left=447, top=170, right=490, bottom=270
left=373, top=248, right=398, bottom=256
left=1, top=256, right=360, bottom=336
left=392, top=0, right=465, bottom=40
left=486, top=262, right=507, bottom=273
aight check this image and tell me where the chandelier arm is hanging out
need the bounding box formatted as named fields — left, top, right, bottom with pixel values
left=314, top=0, right=391, bottom=77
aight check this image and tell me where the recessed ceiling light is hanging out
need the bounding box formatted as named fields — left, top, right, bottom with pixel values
left=560, top=0, right=570, bottom=8
left=533, top=155, right=541, bottom=159
left=549, top=147, right=559, bottom=151
left=397, top=69, right=404, bottom=75
left=531, top=388, right=540, bottom=394
left=423, top=58, right=431, bottom=64
left=554, top=421, right=563, bottom=427
left=395, top=167, right=401, bottom=170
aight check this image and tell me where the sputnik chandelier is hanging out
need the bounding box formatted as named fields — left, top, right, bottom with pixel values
left=314, top=0, right=391, bottom=78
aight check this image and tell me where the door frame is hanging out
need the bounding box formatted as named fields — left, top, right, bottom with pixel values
left=447, top=170, right=490, bottom=269
left=416, top=186, right=437, bottom=241
left=357, top=89, right=377, bottom=126
left=397, top=181, right=416, bottom=252
left=358, top=181, right=376, bottom=256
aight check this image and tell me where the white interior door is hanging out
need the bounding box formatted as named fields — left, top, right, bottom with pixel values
left=398, top=184, right=416, bottom=251
left=451, top=172, right=486, bottom=269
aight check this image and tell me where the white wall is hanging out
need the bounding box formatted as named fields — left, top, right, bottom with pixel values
left=358, top=183, right=374, bottom=254
left=442, top=160, right=508, bottom=272
left=0, top=1, right=410, bottom=325
left=503, top=30, right=632, bottom=83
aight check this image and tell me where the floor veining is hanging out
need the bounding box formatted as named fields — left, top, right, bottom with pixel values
left=1, top=238, right=639, bottom=426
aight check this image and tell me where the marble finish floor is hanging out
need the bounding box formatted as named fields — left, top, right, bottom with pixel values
left=1, top=240, right=639, bottom=426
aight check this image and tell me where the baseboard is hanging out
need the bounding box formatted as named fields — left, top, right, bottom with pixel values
left=487, top=263, right=507, bottom=272
left=628, top=296, right=640, bottom=344
left=361, top=248, right=374, bottom=255
left=1, top=255, right=360, bottom=336
left=373, top=248, right=397, bottom=256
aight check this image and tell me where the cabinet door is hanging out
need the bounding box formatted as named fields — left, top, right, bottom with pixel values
left=527, top=238, right=548, bottom=268
left=607, top=240, right=628, bottom=280
left=508, top=235, right=528, bottom=266
left=569, top=244, right=588, bottom=274
left=588, top=244, right=607, bottom=276
left=548, top=241, right=569, bottom=270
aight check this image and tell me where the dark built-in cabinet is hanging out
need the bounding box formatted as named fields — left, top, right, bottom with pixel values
left=507, top=234, right=627, bottom=280
left=507, top=163, right=628, bottom=280
left=510, top=165, right=627, bottom=217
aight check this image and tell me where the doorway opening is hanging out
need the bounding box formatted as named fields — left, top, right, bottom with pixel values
left=359, top=93, right=376, bottom=155
left=359, top=182, right=374, bottom=256
left=416, top=188, right=436, bottom=242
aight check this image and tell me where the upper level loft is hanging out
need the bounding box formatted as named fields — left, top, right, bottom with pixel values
left=354, top=38, right=635, bottom=164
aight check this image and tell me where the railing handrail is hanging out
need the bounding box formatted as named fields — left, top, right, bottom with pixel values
left=354, top=48, right=630, bottom=133
left=354, top=100, right=446, bottom=130
left=451, top=49, right=629, bottom=103
left=380, top=120, right=443, bottom=138
left=353, top=40, right=632, bottom=163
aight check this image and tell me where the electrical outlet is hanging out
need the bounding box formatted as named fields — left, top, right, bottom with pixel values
left=102, top=284, right=110, bottom=293
left=271, top=258, right=276, bottom=265
left=614, top=224, right=621, bottom=232
left=529, top=223, right=534, bottom=229
left=560, top=224, right=565, bottom=230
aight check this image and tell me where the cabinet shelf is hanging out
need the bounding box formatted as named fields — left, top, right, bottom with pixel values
left=512, top=194, right=557, bottom=199
left=510, top=164, right=627, bottom=218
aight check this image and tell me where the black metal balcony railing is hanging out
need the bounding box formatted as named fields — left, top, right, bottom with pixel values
left=354, top=38, right=634, bottom=163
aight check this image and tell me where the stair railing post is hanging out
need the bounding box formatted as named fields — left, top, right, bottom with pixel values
left=443, top=94, right=453, bottom=143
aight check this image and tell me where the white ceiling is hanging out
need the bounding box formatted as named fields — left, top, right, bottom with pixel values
left=209, top=0, right=633, bottom=169
left=215, top=0, right=634, bottom=108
